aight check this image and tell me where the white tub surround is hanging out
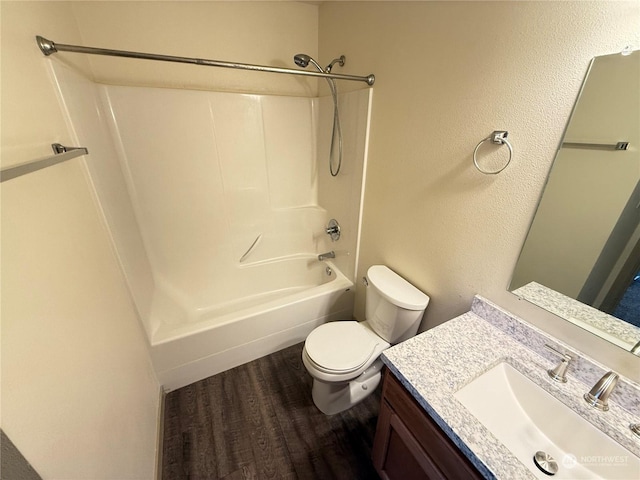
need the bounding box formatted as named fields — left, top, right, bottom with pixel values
left=48, top=59, right=372, bottom=389
left=382, top=296, right=640, bottom=479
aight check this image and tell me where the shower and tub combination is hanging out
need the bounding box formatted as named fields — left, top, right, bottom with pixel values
left=38, top=37, right=374, bottom=389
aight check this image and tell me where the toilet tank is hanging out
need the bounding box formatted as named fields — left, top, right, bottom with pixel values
left=365, top=265, right=430, bottom=344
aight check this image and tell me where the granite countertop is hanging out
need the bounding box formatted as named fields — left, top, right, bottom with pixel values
left=381, top=296, right=640, bottom=479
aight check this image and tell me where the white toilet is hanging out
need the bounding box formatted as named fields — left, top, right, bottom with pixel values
left=302, top=265, right=429, bottom=415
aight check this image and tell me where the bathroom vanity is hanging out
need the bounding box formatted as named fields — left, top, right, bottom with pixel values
left=373, top=296, right=640, bottom=479
left=372, top=368, right=483, bottom=479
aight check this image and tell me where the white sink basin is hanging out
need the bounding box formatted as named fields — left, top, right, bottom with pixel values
left=454, top=362, right=639, bottom=479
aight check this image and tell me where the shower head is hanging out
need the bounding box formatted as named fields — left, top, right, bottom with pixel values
left=294, top=53, right=310, bottom=68
left=293, top=53, right=324, bottom=73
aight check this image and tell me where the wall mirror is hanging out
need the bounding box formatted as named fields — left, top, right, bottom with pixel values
left=510, top=49, right=640, bottom=354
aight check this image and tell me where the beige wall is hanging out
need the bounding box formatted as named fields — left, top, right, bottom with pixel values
left=1, top=2, right=159, bottom=478
left=71, top=0, right=319, bottom=96
left=320, top=1, right=640, bottom=379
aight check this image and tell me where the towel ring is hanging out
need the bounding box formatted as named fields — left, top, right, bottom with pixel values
left=473, top=131, right=512, bottom=175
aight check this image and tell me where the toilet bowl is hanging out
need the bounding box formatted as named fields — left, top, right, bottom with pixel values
left=302, top=265, right=429, bottom=415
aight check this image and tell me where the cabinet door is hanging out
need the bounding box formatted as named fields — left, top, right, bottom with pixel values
left=372, top=370, right=484, bottom=480
left=372, top=398, right=446, bottom=480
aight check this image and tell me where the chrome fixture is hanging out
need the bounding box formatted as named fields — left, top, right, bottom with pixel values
left=1, top=143, right=89, bottom=183
left=293, top=53, right=322, bottom=71
left=325, top=266, right=333, bottom=276
left=318, top=251, right=335, bottom=261
left=533, top=451, right=558, bottom=476
left=325, top=219, right=341, bottom=242
left=562, top=141, right=630, bottom=151
left=473, top=130, right=513, bottom=175
left=293, top=54, right=345, bottom=75
left=630, top=423, right=640, bottom=439
left=36, top=36, right=375, bottom=86
left=544, top=344, right=572, bottom=383
left=325, top=55, right=346, bottom=73
left=294, top=53, right=344, bottom=176
left=584, top=371, right=619, bottom=411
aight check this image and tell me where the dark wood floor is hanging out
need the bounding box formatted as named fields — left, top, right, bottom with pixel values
left=162, top=343, right=382, bottom=480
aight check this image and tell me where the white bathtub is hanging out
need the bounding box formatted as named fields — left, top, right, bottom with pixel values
left=48, top=64, right=369, bottom=391
left=150, top=257, right=355, bottom=391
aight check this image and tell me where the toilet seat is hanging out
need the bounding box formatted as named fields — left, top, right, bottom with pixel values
left=304, top=321, right=388, bottom=374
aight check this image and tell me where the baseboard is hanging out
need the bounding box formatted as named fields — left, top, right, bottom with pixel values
left=155, top=387, right=166, bottom=480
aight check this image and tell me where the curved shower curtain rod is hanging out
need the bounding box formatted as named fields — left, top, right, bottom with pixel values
left=36, top=36, right=376, bottom=86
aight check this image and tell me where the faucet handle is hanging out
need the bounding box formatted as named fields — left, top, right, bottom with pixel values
left=544, top=344, right=572, bottom=383
left=325, top=219, right=341, bottom=242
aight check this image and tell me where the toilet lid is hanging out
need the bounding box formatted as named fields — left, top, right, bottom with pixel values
left=305, top=322, right=383, bottom=373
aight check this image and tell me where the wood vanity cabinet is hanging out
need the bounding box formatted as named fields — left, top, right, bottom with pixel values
left=372, top=369, right=484, bottom=480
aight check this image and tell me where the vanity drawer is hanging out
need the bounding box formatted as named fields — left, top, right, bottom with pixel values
left=372, top=369, right=484, bottom=480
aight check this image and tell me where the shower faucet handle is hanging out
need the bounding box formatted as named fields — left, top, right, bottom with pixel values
left=325, top=219, right=341, bottom=242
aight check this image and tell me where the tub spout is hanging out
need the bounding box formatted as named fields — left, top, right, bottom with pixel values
left=318, top=251, right=335, bottom=261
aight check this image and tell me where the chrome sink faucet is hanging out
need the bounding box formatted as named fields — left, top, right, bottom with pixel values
left=584, top=371, right=619, bottom=411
